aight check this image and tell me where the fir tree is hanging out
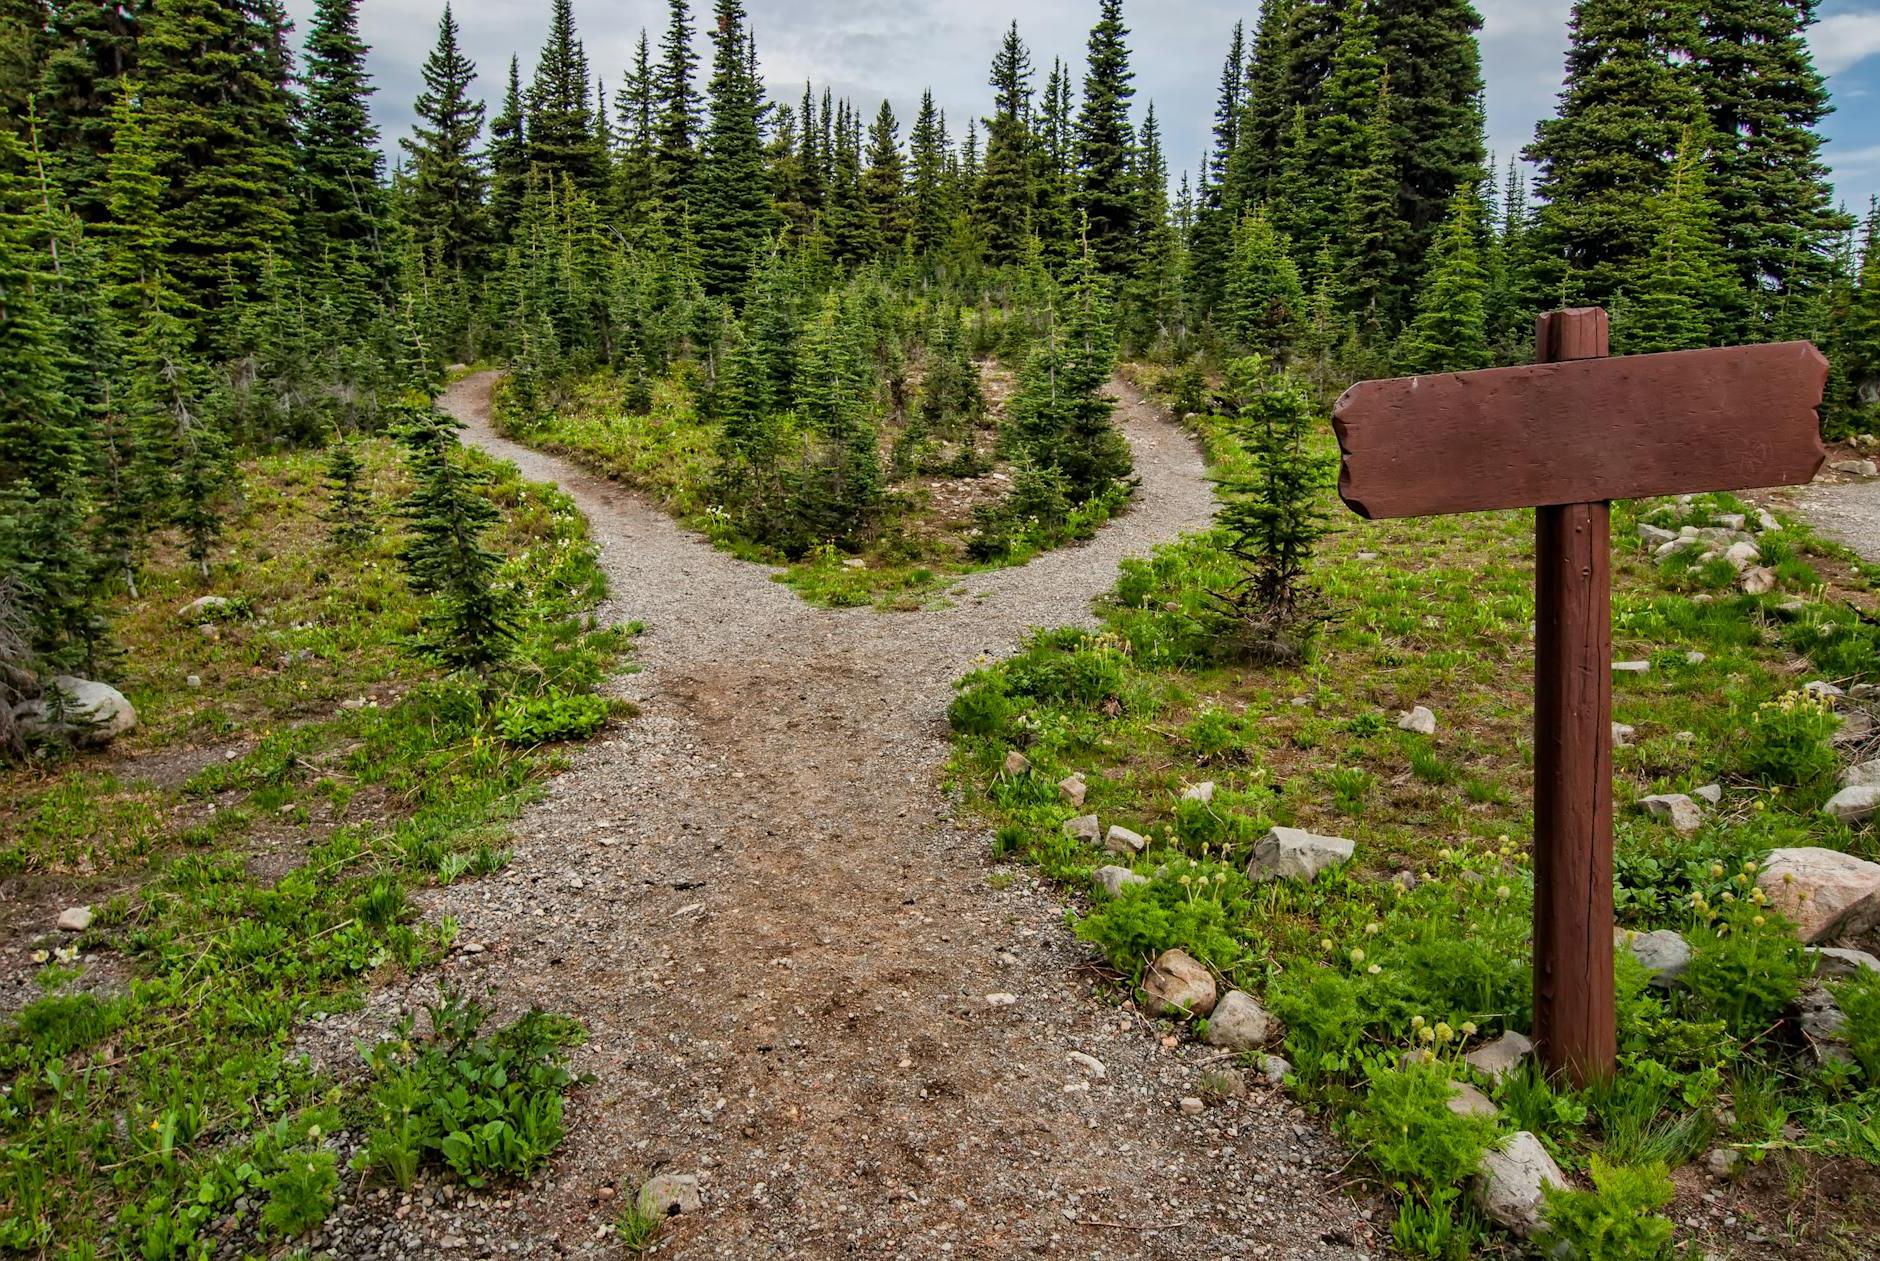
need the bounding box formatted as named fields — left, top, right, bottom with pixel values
left=1231, top=0, right=1296, bottom=208
left=695, top=0, right=771, bottom=295
left=1189, top=21, right=1247, bottom=318
left=1614, top=127, right=1735, bottom=355
left=402, top=3, right=487, bottom=275
left=487, top=56, right=529, bottom=245
left=863, top=99, right=908, bottom=252
left=323, top=430, right=374, bottom=549
left=1033, top=57, right=1077, bottom=270
left=34, top=0, right=139, bottom=221
left=976, top=22, right=1033, bottom=266
left=1073, top=0, right=1138, bottom=276
left=1339, top=71, right=1398, bottom=333
left=1826, top=199, right=1879, bottom=436
left=655, top=0, right=702, bottom=210
left=794, top=289, right=880, bottom=548
left=614, top=29, right=658, bottom=218
left=1525, top=0, right=1704, bottom=309
left=396, top=403, right=515, bottom=668
left=300, top=0, right=388, bottom=296
left=99, top=80, right=165, bottom=317
left=908, top=89, right=950, bottom=257
left=527, top=0, right=607, bottom=195
left=1222, top=208, right=1306, bottom=360
left=1297, top=0, right=1385, bottom=269
left=1393, top=191, right=1490, bottom=374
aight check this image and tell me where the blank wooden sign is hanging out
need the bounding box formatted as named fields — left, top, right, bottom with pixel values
left=1331, top=341, right=1831, bottom=520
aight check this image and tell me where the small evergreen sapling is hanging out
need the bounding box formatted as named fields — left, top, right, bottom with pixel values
left=1209, top=359, right=1331, bottom=663
left=395, top=404, right=515, bottom=670
left=323, top=432, right=375, bottom=549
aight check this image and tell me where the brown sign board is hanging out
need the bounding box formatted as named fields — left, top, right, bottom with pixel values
left=1331, top=341, right=1831, bottom=520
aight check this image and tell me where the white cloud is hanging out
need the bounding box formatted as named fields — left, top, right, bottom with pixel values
left=1811, top=11, right=1880, bottom=76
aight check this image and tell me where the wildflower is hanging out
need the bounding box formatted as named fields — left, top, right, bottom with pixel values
left=1710, top=863, right=1725, bottom=879
left=29, top=950, right=47, bottom=964
left=1460, top=1021, right=1478, bottom=1038
left=1349, top=947, right=1366, bottom=966
left=1496, top=886, right=1511, bottom=900
left=1439, top=848, right=1454, bottom=862
left=1365, top=922, right=1382, bottom=936
left=1367, top=964, right=1382, bottom=975
left=1410, top=1015, right=1426, bottom=1030
left=1752, top=915, right=1767, bottom=928
left=1322, top=938, right=1335, bottom=952
left=1419, top=1025, right=1436, bottom=1043
left=1434, top=1022, right=1454, bottom=1044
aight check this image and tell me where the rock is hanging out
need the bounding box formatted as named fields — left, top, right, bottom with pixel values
left=1197, top=1067, right=1248, bottom=1102
left=1397, top=706, right=1438, bottom=735
left=1757, top=847, right=1880, bottom=943
left=1002, top=750, right=1031, bottom=776
left=1794, top=987, right=1850, bottom=1066
left=1637, top=523, right=1680, bottom=546
left=1840, top=760, right=1880, bottom=789
left=185, top=674, right=202, bottom=689
left=1472, top=1131, right=1568, bottom=1238
left=1248, top=827, right=1355, bottom=884
left=1201, top=991, right=1272, bottom=1050
left=1804, top=680, right=1846, bottom=699
left=1756, top=510, right=1782, bottom=532
left=1706, top=1147, right=1743, bottom=1178
left=1612, top=722, right=1636, bottom=748
left=984, top=992, right=1018, bottom=1007
left=56, top=906, right=93, bottom=933
left=1741, top=566, right=1778, bottom=595
left=1179, top=1096, right=1205, bottom=1115
left=1181, top=781, right=1215, bottom=804
left=1463, top=1031, right=1533, bottom=1084
left=1142, top=948, right=1218, bottom=1018
left=1830, top=458, right=1878, bottom=477
left=1724, top=540, right=1762, bottom=571
left=1714, top=513, right=1747, bottom=531
left=1092, top=865, right=1149, bottom=898
left=1823, top=785, right=1880, bottom=825
left=1613, top=660, right=1651, bottom=674
left=1058, top=774, right=1088, bottom=807
left=1639, top=793, right=1705, bottom=834
left=1390, top=869, right=1419, bottom=892
left=1062, top=814, right=1102, bottom=844
left=1807, top=946, right=1880, bottom=978
left=1693, top=783, right=1723, bottom=806
left=1103, top=825, right=1146, bottom=857
left=1852, top=683, right=1880, bottom=701
left=178, top=594, right=232, bottom=620
left=13, top=677, right=138, bottom=748
left=1447, top=1082, right=1498, bottom=1119
left=1834, top=710, right=1875, bottom=746
left=1067, top=1051, right=1107, bottom=1080
left=1685, top=651, right=1707, bottom=665
left=1617, top=928, right=1691, bottom=987
left=637, top=1173, right=701, bottom=1218
left=1257, top=1054, right=1291, bottom=1086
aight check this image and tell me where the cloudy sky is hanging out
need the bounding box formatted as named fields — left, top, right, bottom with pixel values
left=288, top=0, right=1880, bottom=214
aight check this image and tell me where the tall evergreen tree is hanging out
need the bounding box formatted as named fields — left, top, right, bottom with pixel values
left=300, top=0, right=390, bottom=302
left=614, top=29, right=658, bottom=219
left=402, top=3, right=486, bottom=275
left=908, top=89, right=950, bottom=257
left=1033, top=57, right=1077, bottom=269
left=1614, top=127, right=1734, bottom=354
left=34, top=0, right=139, bottom=221
left=1222, top=208, right=1307, bottom=360
left=655, top=0, right=702, bottom=210
left=1339, top=71, right=1399, bottom=334
left=1828, top=200, right=1880, bottom=435
left=1297, top=0, right=1384, bottom=268
left=695, top=0, right=771, bottom=295
left=527, top=0, right=606, bottom=195
left=1073, top=0, right=1138, bottom=276
left=1393, top=191, right=1490, bottom=374
left=1232, top=0, right=1297, bottom=208
left=487, top=56, right=528, bottom=245
left=976, top=21, right=1033, bottom=266
left=1189, top=21, right=1247, bottom=318
left=863, top=99, right=907, bottom=253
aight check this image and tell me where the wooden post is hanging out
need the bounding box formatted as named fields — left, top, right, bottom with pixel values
left=1531, top=308, right=1616, bottom=1087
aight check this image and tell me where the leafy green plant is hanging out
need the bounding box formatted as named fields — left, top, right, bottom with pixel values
left=1344, top=1059, right=1498, bottom=1210
left=616, top=1203, right=664, bottom=1255
left=1682, top=902, right=1808, bottom=1037
left=1834, top=968, right=1880, bottom=1080
left=1739, top=689, right=1838, bottom=786
left=494, top=691, right=610, bottom=745
left=259, top=1150, right=337, bottom=1239
left=1538, top=1156, right=1676, bottom=1261
left=1073, top=867, right=1247, bottom=976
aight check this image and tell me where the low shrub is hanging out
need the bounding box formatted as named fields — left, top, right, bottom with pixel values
left=494, top=691, right=610, bottom=745
left=1738, top=689, right=1838, bottom=786
left=1538, top=1157, right=1677, bottom=1261
left=1682, top=902, right=1807, bottom=1038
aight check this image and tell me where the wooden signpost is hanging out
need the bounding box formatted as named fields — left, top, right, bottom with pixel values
left=1331, top=308, right=1830, bottom=1085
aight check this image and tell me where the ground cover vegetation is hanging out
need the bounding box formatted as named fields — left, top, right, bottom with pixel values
left=1, top=0, right=1877, bottom=1254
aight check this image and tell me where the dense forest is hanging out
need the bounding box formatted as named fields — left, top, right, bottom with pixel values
left=1, top=0, right=1877, bottom=715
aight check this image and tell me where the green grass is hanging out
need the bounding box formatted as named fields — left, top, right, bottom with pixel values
left=0, top=440, right=629, bottom=1253
left=949, top=371, right=1880, bottom=1256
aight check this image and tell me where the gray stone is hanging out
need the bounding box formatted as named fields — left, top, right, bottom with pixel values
left=1756, top=510, right=1782, bottom=532
left=1741, top=566, right=1778, bottom=595
left=1834, top=710, right=1875, bottom=746
left=1724, top=540, right=1762, bottom=571
left=1639, top=793, right=1705, bottom=834
left=1201, top=990, right=1272, bottom=1050
left=1463, top=1031, right=1533, bottom=1084
left=1058, top=774, right=1088, bottom=807
left=1637, top=523, right=1680, bottom=546
left=1179, top=1096, right=1205, bottom=1115
left=1617, top=928, right=1692, bottom=987
left=1472, top=1131, right=1569, bottom=1238
left=1840, top=760, right=1880, bottom=789
left=1181, top=781, right=1215, bottom=804
left=56, top=905, right=92, bottom=933
left=1613, top=660, right=1652, bottom=674
left=637, top=1173, right=701, bottom=1218
left=13, top=677, right=138, bottom=748
left=1713, top=513, right=1747, bottom=531
left=1257, top=1054, right=1291, bottom=1086
left=1804, top=680, right=1846, bottom=699
left=1758, top=847, right=1880, bottom=943
left=1685, top=651, right=1708, bottom=665
left=1390, top=869, right=1419, bottom=892
left=1002, top=750, right=1031, bottom=776
left=1693, top=783, right=1723, bottom=806
left=1142, top=948, right=1218, bottom=1018
left=1795, top=987, right=1850, bottom=1066
left=1397, top=705, right=1438, bottom=735
left=1612, top=722, right=1636, bottom=748
left=178, top=594, right=232, bottom=620
left=185, top=674, right=202, bottom=689
left=1092, top=865, right=1149, bottom=898
left=1103, top=825, right=1146, bottom=857
left=1063, top=814, right=1102, bottom=844
left=1830, top=458, right=1878, bottom=477
left=1447, top=1082, right=1498, bottom=1119
left=1823, top=785, right=1880, bottom=825
left=1706, top=1147, right=1743, bottom=1178
left=1248, top=827, right=1355, bottom=884
left=1807, top=946, right=1880, bottom=979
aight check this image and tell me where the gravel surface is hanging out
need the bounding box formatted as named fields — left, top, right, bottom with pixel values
left=1794, top=476, right=1880, bottom=562
left=316, top=372, right=1380, bottom=1260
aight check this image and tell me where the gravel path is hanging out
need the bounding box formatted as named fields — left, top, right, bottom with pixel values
left=1793, top=475, right=1880, bottom=562
left=318, top=373, right=1378, bottom=1260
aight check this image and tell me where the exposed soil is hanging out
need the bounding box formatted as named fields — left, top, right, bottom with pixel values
left=316, top=372, right=1383, bottom=1259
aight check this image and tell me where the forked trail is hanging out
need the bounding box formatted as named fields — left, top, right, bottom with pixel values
left=327, top=372, right=1377, bottom=1259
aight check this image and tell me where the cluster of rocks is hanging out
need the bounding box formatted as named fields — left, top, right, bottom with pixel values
left=1635, top=499, right=1785, bottom=594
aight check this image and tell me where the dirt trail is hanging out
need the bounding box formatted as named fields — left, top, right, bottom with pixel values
left=323, top=373, right=1376, bottom=1259
left=1793, top=475, right=1880, bottom=564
